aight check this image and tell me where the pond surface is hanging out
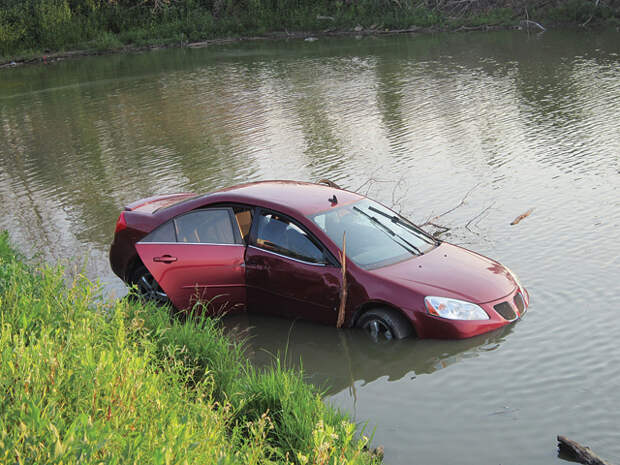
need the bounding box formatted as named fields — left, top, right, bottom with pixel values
left=1, top=29, right=619, bottom=465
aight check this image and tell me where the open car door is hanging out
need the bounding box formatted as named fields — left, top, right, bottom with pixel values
left=135, top=208, right=246, bottom=314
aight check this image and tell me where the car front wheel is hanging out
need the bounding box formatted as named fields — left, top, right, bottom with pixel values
left=357, top=308, right=413, bottom=341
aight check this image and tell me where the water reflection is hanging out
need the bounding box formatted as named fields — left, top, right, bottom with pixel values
left=224, top=313, right=513, bottom=396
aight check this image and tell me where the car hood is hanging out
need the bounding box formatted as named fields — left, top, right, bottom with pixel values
left=373, top=242, right=517, bottom=304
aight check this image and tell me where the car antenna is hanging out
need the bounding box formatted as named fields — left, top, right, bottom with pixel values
left=329, top=194, right=338, bottom=205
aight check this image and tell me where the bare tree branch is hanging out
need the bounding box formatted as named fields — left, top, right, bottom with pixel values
left=558, top=435, right=613, bottom=465
left=317, top=177, right=497, bottom=240
left=354, top=177, right=395, bottom=195
left=465, top=202, right=495, bottom=234
left=420, top=183, right=480, bottom=227
left=581, top=0, right=601, bottom=27
left=390, top=175, right=407, bottom=214
left=317, top=178, right=342, bottom=189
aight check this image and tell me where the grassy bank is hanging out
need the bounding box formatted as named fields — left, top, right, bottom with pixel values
left=1, top=0, right=619, bottom=62
left=0, top=231, right=380, bottom=464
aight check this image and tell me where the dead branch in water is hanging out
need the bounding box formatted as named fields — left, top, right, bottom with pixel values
left=416, top=183, right=492, bottom=237
left=423, top=222, right=451, bottom=237
left=354, top=177, right=395, bottom=196
left=316, top=177, right=493, bottom=239
left=521, top=19, right=546, bottom=31
left=510, top=208, right=533, bottom=225
left=317, top=178, right=342, bottom=189
left=522, top=6, right=546, bottom=32
left=337, top=231, right=347, bottom=329
left=466, top=202, right=496, bottom=234
left=581, top=0, right=601, bottom=27
left=420, top=183, right=480, bottom=227
left=557, top=435, right=613, bottom=465
left=390, top=175, right=408, bottom=214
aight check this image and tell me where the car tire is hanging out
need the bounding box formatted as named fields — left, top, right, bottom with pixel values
left=129, top=264, right=170, bottom=306
left=357, top=308, right=413, bottom=341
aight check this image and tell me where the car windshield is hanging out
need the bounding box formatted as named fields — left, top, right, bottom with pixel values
left=309, top=199, right=437, bottom=269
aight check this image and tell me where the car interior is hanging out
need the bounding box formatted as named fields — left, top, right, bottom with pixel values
left=255, top=213, right=325, bottom=263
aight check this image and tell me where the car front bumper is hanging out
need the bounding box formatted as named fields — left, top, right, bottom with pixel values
left=414, top=287, right=529, bottom=339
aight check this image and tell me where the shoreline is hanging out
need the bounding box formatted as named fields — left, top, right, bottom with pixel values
left=2, top=0, right=617, bottom=69
left=0, top=21, right=611, bottom=70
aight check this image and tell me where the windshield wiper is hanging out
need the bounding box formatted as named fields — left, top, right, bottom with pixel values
left=368, top=205, right=439, bottom=245
left=353, top=206, right=421, bottom=255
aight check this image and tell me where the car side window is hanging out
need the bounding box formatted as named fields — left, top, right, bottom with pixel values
left=254, top=211, right=327, bottom=264
left=141, top=220, right=176, bottom=242
left=174, top=209, right=237, bottom=244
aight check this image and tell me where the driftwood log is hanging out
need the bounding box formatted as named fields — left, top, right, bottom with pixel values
left=557, top=435, right=614, bottom=465
left=317, top=178, right=342, bottom=189
left=510, top=208, right=533, bottom=225
left=520, top=19, right=546, bottom=31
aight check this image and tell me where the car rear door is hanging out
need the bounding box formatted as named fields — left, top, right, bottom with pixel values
left=135, top=207, right=246, bottom=314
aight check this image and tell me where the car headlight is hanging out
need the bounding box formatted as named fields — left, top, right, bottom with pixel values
left=424, top=296, right=489, bottom=320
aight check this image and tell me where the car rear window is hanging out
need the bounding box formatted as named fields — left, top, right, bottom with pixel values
left=174, top=209, right=237, bottom=244
left=141, top=221, right=176, bottom=243
left=141, top=208, right=239, bottom=245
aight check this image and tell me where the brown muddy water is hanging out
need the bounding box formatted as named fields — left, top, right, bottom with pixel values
left=1, top=30, right=619, bottom=464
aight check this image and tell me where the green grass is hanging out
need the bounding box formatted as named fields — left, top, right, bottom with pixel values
left=0, top=231, right=379, bottom=464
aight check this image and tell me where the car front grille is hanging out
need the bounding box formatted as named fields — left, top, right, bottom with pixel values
left=494, top=301, right=517, bottom=321
left=514, top=292, right=525, bottom=314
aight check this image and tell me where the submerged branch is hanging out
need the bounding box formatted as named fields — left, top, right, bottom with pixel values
left=316, top=177, right=492, bottom=239
left=465, top=202, right=495, bottom=234
left=420, top=183, right=480, bottom=227
left=354, top=177, right=395, bottom=196
left=581, top=0, right=601, bottom=27
left=557, top=435, right=613, bottom=465
left=520, top=19, right=546, bottom=32
left=424, top=222, right=451, bottom=237
left=317, top=178, right=342, bottom=189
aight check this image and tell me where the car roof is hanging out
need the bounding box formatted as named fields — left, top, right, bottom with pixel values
left=202, top=180, right=364, bottom=216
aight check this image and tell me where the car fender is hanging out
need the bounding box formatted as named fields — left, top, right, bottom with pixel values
left=351, top=299, right=419, bottom=333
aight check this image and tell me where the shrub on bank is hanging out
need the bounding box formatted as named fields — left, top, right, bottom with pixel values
left=0, top=231, right=379, bottom=464
left=1, top=0, right=618, bottom=59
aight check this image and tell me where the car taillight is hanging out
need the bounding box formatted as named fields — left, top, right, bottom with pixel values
left=115, top=211, right=127, bottom=233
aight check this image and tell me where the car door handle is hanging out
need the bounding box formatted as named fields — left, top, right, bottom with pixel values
left=153, top=255, right=177, bottom=263
left=245, top=263, right=265, bottom=271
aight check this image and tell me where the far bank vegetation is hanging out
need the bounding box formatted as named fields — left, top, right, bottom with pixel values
left=1, top=0, right=618, bottom=59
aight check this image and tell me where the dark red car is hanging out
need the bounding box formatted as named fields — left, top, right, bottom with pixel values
left=110, top=181, right=529, bottom=340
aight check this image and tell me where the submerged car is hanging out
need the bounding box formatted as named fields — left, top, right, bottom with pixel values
left=110, top=180, right=529, bottom=340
